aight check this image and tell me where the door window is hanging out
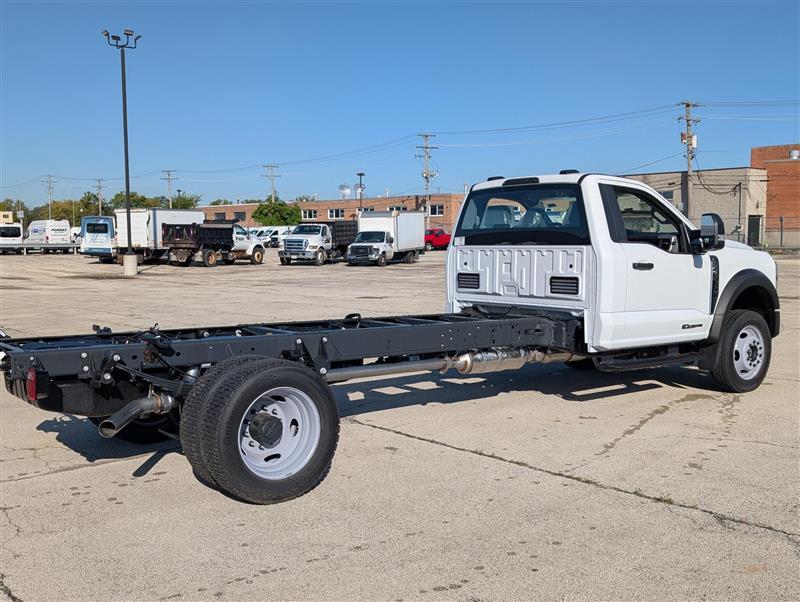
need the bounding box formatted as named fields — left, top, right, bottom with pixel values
left=603, top=186, right=685, bottom=253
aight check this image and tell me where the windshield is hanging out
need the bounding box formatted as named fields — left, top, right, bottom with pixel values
left=354, top=231, right=385, bottom=243
left=455, top=183, right=589, bottom=245
left=292, top=225, right=321, bottom=235
left=0, top=226, right=21, bottom=238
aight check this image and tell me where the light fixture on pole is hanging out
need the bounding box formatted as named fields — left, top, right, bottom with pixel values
left=102, top=28, right=141, bottom=276
left=356, top=172, right=365, bottom=212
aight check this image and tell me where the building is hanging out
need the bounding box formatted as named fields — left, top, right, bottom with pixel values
left=203, top=193, right=464, bottom=232
left=627, top=166, right=767, bottom=245
left=751, top=144, right=800, bottom=248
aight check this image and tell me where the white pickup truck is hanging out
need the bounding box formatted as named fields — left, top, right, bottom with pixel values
left=1, top=172, right=779, bottom=505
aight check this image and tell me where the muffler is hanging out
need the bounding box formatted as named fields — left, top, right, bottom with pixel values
left=98, top=393, right=176, bottom=438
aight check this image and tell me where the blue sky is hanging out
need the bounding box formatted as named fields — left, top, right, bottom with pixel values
left=1, top=0, right=798, bottom=206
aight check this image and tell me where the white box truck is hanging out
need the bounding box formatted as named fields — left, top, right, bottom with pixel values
left=347, top=210, right=426, bottom=266
left=115, top=208, right=205, bottom=262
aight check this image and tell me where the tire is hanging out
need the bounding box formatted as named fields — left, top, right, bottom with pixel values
left=224, top=257, right=237, bottom=265
left=199, top=358, right=339, bottom=504
left=280, top=257, right=291, bottom=265
left=376, top=253, right=387, bottom=267
left=313, top=249, right=325, bottom=266
left=250, top=247, right=264, bottom=265
left=202, top=249, right=218, bottom=267
left=564, top=358, right=596, bottom=370
left=88, top=414, right=174, bottom=444
left=180, top=355, right=265, bottom=487
left=425, top=241, right=434, bottom=252
left=710, top=309, right=772, bottom=393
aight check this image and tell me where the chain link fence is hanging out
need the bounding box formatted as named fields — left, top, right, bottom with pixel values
left=763, top=216, right=800, bottom=250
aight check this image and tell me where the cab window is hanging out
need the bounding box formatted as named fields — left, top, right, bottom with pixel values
left=604, top=186, right=685, bottom=253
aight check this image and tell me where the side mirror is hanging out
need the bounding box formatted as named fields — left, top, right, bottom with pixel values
left=691, top=213, right=726, bottom=253
left=388, top=236, right=394, bottom=244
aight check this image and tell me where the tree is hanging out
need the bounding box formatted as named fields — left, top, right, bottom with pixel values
left=209, top=199, right=230, bottom=206
left=252, top=199, right=301, bottom=226
left=109, top=191, right=161, bottom=210
left=172, top=192, right=202, bottom=209
left=293, top=195, right=315, bottom=203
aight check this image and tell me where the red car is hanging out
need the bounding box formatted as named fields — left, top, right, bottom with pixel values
left=424, top=228, right=451, bottom=251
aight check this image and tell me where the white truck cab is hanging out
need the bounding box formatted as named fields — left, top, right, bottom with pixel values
left=347, top=210, right=426, bottom=266
left=446, top=172, right=779, bottom=392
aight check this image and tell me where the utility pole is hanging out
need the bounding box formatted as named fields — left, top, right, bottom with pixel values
left=678, top=100, right=701, bottom=217
left=262, top=164, right=281, bottom=202
left=415, top=133, right=438, bottom=206
left=94, top=179, right=105, bottom=214
left=356, top=172, right=365, bottom=211
left=42, top=175, right=56, bottom=219
left=161, top=169, right=178, bottom=208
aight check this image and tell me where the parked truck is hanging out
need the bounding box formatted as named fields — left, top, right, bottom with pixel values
left=0, top=172, right=780, bottom=505
left=80, top=216, right=117, bottom=263
left=162, top=221, right=265, bottom=267
left=114, top=208, right=205, bottom=263
left=278, top=221, right=358, bottom=265
left=346, top=210, right=426, bottom=266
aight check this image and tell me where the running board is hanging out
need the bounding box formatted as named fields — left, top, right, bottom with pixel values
left=595, top=352, right=703, bottom=372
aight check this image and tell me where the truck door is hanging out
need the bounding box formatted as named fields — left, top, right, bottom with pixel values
left=598, top=184, right=712, bottom=348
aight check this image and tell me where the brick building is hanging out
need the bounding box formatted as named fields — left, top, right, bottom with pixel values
left=751, top=144, right=800, bottom=247
left=203, top=193, right=464, bottom=232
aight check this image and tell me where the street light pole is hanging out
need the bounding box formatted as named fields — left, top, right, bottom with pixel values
left=356, top=172, right=365, bottom=212
left=103, top=29, right=141, bottom=276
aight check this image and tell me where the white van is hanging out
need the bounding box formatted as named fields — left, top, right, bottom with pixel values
left=80, top=216, right=117, bottom=262
left=0, top=223, right=24, bottom=254
left=25, top=219, right=71, bottom=252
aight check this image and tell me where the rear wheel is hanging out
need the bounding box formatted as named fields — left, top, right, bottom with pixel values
left=710, top=309, right=771, bottom=393
left=250, top=247, right=264, bottom=265
left=202, top=249, right=218, bottom=267
left=197, top=358, right=339, bottom=504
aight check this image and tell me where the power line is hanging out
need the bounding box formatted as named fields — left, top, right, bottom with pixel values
left=619, top=152, right=685, bottom=174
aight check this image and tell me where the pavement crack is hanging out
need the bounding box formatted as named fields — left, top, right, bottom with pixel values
left=351, top=418, right=800, bottom=540
left=0, top=573, right=23, bottom=602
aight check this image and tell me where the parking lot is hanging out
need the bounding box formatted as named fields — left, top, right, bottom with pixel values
left=1, top=250, right=798, bottom=601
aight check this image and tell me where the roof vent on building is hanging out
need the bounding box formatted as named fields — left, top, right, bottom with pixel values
left=790, top=149, right=800, bottom=160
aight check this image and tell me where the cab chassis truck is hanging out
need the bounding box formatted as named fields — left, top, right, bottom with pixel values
left=0, top=173, right=779, bottom=504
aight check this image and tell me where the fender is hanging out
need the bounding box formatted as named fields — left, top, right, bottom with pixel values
left=707, top=269, right=780, bottom=344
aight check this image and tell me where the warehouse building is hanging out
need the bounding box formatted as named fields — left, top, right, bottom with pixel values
left=204, top=193, right=464, bottom=232
left=626, top=167, right=767, bottom=246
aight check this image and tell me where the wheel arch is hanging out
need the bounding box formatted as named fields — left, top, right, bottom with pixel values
left=708, top=269, right=779, bottom=343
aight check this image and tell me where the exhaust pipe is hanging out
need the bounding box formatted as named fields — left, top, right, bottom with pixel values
left=98, top=393, right=175, bottom=438
left=324, top=347, right=579, bottom=383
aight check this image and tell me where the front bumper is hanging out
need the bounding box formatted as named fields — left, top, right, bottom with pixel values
left=278, top=250, right=316, bottom=260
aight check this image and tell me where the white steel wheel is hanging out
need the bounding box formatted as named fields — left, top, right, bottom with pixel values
left=238, top=386, right=321, bottom=480
left=732, top=324, right=766, bottom=381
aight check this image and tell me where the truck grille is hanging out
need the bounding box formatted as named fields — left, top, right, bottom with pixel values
left=284, top=239, right=306, bottom=253
left=549, top=276, right=579, bottom=295
left=349, top=246, right=370, bottom=258
left=457, top=272, right=480, bottom=289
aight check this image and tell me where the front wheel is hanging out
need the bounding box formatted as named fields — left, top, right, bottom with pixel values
left=250, top=247, right=264, bottom=265
left=313, top=249, right=326, bottom=266
left=280, top=257, right=291, bottom=265
left=425, top=241, right=434, bottom=252
left=195, top=358, right=340, bottom=504
left=376, top=253, right=387, bottom=267
left=710, top=309, right=772, bottom=393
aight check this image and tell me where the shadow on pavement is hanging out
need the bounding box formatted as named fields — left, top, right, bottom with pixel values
left=332, top=362, right=718, bottom=418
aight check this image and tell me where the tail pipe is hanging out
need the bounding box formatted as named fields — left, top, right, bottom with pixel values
left=98, top=393, right=176, bottom=438
left=324, top=347, right=579, bottom=383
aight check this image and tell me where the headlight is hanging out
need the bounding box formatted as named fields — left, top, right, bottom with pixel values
left=307, top=244, right=318, bottom=250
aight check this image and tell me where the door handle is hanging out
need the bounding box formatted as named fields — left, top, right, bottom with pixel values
left=632, top=262, right=654, bottom=271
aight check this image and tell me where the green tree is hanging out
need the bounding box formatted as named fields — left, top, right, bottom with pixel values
left=0, top=199, right=31, bottom=226
left=293, top=195, right=315, bottom=203
left=209, top=199, right=230, bottom=206
left=109, top=191, right=161, bottom=210
left=172, top=192, right=202, bottom=209
left=252, top=199, right=301, bottom=226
